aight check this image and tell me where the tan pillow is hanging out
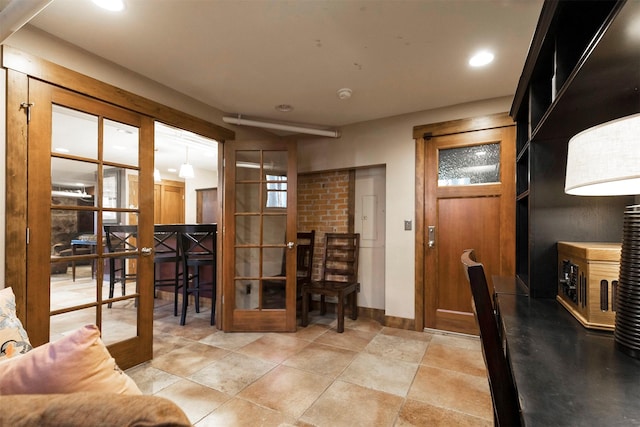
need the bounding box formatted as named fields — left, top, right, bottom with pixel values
left=0, top=287, right=32, bottom=360
left=0, top=324, right=141, bottom=395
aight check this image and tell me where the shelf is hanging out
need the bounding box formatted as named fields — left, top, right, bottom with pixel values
left=510, top=0, right=639, bottom=299
left=532, top=1, right=639, bottom=141
left=516, top=191, right=529, bottom=202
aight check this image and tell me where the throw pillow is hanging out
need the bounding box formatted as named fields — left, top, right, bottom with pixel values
left=0, top=287, right=32, bottom=360
left=0, top=324, right=142, bottom=395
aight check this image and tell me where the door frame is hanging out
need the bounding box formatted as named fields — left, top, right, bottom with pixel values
left=3, top=46, right=233, bottom=330
left=413, top=113, right=515, bottom=332
left=222, top=139, right=298, bottom=332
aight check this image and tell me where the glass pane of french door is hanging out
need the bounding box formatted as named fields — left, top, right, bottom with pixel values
left=50, top=105, right=140, bottom=345
left=29, top=79, right=154, bottom=369
left=224, top=140, right=297, bottom=332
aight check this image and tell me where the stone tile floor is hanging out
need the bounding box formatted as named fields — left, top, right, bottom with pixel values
left=125, top=300, right=493, bottom=426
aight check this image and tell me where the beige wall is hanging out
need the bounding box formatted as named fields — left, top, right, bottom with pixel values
left=1, top=25, right=514, bottom=321
left=3, top=26, right=271, bottom=141
left=297, top=96, right=513, bottom=319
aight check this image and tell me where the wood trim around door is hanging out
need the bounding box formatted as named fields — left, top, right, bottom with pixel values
left=1, top=45, right=234, bottom=142
left=413, top=112, right=515, bottom=331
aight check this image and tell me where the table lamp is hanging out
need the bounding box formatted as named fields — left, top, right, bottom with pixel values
left=565, top=112, right=640, bottom=358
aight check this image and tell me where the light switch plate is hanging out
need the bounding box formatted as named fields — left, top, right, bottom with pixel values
left=404, top=220, right=412, bottom=231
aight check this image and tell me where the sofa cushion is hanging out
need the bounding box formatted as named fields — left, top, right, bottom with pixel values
left=0, top=392, right=191, bottom=427
left=0, top=287, right=32, bottom=360
left=0, top=324, right=141, bottom=395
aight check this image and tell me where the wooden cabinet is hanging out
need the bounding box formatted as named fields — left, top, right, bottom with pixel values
left=154, top=179, right=185, bottom=224
left=510, top=0, right=639, bottom=297
left=196, top=188, right=218, bottom=224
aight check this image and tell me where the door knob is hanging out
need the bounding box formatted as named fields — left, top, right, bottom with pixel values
left=141, top=247, right=153, bottom=256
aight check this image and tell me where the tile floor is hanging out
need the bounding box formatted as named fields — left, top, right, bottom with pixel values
left=126, top=300, right=493, bottom=426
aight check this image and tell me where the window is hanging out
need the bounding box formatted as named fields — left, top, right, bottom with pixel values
left=266, top=174, right=287, bottom=208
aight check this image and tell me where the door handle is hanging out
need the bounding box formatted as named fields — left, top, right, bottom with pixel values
left=141, top=247, right=153, bottom=256
left=287, top=241, right=295, bottom=250
left=428, top=226, right=436, bottom=248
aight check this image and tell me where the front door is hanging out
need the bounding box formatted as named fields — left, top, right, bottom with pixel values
left=28, top=79, right=154, bottom=369
left=423, top=123, right=515, bottom=334
left=222, top=140, right=297, bottom=332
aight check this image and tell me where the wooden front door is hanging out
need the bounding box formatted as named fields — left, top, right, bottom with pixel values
left=28, top=79, right=155, bottom=369
left=421, top=116, right=515, bottom=334
left=222, top=140, right=297, bottom=332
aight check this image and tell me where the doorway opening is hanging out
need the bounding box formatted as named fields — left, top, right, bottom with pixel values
left=297, top=166, right=386, bottom=321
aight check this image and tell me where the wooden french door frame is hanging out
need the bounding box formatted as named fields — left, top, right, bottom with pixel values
left=414, top=113, right=516, bottom=332
left=3, top=46, right=233, bottom=357
left=27, top=79, right=155, bottom=368
left=222, top=139, right=298, bottom=332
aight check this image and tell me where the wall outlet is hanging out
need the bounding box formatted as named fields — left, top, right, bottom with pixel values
left=404, top=220, right=412, bottom=231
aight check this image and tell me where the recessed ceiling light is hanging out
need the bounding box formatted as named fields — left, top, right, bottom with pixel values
left=92, top=0, right=125, bottom=12
left=469, top=50, right=494, bottom=67
left=54, top=147, right=70, bottom=153
left=275, top=104, right=294, bottom=112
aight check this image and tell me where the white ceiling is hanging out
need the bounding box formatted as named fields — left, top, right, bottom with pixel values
left=17, top=0, right=543, bottom=130
left=3, top=0, right=544, bottom=179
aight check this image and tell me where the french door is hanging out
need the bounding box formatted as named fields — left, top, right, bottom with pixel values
left=27, top=79, right=154, bottom=369
left=223, top=140, right=297, bottom=332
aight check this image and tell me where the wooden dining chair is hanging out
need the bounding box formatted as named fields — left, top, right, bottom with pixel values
left=104, top=225, right=138, bottom=308
left=261, top=230, right=316, bottom=310
left=179, top=224, right=217, bottom=326
left=153, top=225, right=184, bottom=317
left=301, top=233, right=359, bottom=333
left=461, top=249, right=522, bottom=427
left=295, top=230, right=315, bottom=307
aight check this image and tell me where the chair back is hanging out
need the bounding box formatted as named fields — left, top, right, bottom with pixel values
left=461, top=249, right=521, bottom=427
left=321, top=233, right=360, bottom=283
left=153, top=225, right=182, bottom=261
left=104, top=225, right=138, bottom=254
left=296, top=230, right=315, bottom=283
left=179, top=224, right=217, bottom=266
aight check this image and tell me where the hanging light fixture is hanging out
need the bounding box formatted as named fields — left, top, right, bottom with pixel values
left=179, top=147, right=194, bottom=179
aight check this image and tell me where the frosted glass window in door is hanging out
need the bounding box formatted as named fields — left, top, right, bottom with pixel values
left=438, top=143, right=500, bottom=186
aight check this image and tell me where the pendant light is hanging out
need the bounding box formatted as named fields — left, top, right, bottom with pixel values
left=179, top=147, right=194, bottom=179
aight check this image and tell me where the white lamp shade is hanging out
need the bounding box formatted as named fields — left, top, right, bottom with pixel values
left=565, top=113, right=640, bottom=196
left=179, top=163, right=194, bottom=179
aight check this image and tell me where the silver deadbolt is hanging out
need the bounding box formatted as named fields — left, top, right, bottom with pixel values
left=428, top=226, right=436, bottom=248
left=141, top=247, right=153, bottom=256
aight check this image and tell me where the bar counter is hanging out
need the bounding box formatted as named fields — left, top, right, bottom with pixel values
left=493, top=276, right=640, bottom=426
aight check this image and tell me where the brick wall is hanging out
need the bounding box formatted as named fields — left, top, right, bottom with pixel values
left=297, top=170, right=354, bottom=280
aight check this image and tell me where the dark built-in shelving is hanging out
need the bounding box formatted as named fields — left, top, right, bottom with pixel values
left=510, top=0, right=639, bottom=298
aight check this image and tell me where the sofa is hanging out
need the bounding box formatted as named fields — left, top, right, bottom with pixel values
left=0, top=287, right=191, bottom=427
left=0, top=393, right=192, bottom=426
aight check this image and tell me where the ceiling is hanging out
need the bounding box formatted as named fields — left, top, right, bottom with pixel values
left=3, top=0, right=544, bottom=179
left=11, top=0, right=543, bottom=130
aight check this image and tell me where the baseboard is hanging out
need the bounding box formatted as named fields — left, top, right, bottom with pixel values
left=309, top=302, right=416, bottom=332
